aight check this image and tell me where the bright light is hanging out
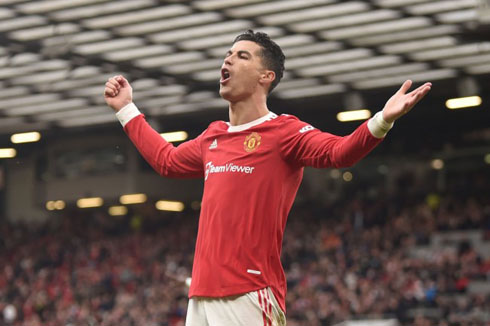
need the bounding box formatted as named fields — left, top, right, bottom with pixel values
left=77, top=197, right=104, bottom=208
left=119, top=193, right=147, bottom=205
left=445, top=96, right=481, bottom=109
left=46, top=201, right=55, bottom=211
left=337, top=109, right=372, bottom=122
left=156, top=200, right=185, bottom=212
left=46, top=200, right=65, bottom=210
left=343, top=171, right=353, bottom=182
left=11, top=131, right=41, bottom=144
left=109, top=206, right=128, bottom=216
left=0, top=148, right=17, bottom=158
left=54, top=200, right=65, bottom=210
left=484, top=153, right=490, bottom=165
left=160, top=131, right=188, bottom=142
left=330, top=169, right=341, bottom=179
left=431, top=159, right=444, bottom=170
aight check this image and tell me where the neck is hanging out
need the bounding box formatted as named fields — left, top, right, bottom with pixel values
left=228, top=93, right=269, bottom=126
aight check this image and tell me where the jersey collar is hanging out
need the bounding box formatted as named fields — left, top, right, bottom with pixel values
left=227, top=112, right=278, bottom=133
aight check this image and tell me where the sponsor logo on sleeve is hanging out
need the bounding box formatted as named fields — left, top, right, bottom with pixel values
left=299, top=125, right=315, bottom=134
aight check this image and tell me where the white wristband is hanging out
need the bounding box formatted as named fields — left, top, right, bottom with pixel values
left=367, top=111, right=394, bottom=138
left=115, top=102, right=141, bottom=127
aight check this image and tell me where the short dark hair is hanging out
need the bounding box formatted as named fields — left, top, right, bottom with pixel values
left=233, top=30, right=285, bottom=94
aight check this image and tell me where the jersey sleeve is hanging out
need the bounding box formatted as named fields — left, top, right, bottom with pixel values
left=123, top=113, right=204, bottom=178
left=279, top=115, right=383, bottom=168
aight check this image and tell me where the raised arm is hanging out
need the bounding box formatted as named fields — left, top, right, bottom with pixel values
left=280, top=80, right=432, bottom=168
left=104, top=76, right=204, bottom=178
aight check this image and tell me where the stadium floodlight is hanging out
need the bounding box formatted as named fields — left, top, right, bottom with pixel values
left=108, top=206, right=128, bottom=216
left=11, top=132, right=41, bottom=144
left=0, top=148, right=16, bottom=159
left=82, top=5, right=190, bottom=29
left=484, top=154, right=490, bottom=165
left=77, top=197, right=104, bottom=208
left=337, top=110, right=372, bottom=122
left=54, top=200, right=65, bottom=210
left=321, top=17, right=431, bottom=40
left=445, top=96, right=482, bottom=109
left=342, top=171, right=353, bottom=182
left=161, top=131, right=189, bottom=143
left=290, top=9, right=400, bottom=33
left=275, top=84, right=346, bottom=99
left=155, top=200, right=185, bottom=212
left=260, top=2, right=368, bottom=26
left=120, top=194, right=147, bottom=205
left=431, top=159, right=445, bottom=170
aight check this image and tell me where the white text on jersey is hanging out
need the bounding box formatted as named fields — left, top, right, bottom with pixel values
left=299, top=125, right=315, bottom=133
left=205, top=161, right=255, bottom=180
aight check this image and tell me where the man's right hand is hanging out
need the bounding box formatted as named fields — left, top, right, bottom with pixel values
left=104, top=75, right=133, bottom=112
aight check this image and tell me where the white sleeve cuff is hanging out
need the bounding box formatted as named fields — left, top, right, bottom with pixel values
left=115, top=102, right=141, bottom=127
left=367, top=111, right=394, bottom=139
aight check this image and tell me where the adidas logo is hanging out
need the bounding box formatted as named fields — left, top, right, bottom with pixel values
left=209, top=139, right=218, bottom=149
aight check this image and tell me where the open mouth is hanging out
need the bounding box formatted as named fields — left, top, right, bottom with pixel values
left=220, top=68, right=231, bottom=84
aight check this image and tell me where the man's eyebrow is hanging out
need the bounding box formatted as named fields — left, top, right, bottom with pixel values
left=225, top=50, right=252, bottom=57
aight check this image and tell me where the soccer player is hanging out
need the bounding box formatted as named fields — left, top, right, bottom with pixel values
left=104, top=30, right=431, bottom=326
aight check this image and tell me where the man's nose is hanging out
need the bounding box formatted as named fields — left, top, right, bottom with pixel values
left=224, top=55, right=233, bottom=66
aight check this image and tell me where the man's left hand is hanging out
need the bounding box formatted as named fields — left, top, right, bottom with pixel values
left=382, top=80, right=432, bottom=123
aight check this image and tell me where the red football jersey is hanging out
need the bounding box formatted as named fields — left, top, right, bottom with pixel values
left=121, top=109, right=383, bottom=312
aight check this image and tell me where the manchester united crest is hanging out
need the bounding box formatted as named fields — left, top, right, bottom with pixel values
left=244, top=132, right=261, bottom=152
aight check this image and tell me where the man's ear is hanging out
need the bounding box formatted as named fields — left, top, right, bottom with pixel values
left=260, top=70, right=276, bottom=88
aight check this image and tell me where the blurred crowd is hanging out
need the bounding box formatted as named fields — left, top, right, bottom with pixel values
left=1, top=170, right=489, bottom=326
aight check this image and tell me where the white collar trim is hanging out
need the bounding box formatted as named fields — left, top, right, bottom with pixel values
left=227, top=112, right=277, bottom=132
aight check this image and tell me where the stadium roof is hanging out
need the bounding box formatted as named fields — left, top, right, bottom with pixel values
left=0, top=0, right=489, bottom=135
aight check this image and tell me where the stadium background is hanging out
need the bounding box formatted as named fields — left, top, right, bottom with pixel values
left=0, top=0, right=489, bottom=325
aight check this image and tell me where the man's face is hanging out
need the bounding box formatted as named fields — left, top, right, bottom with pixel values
left=219, top=40, right=268, bottom=102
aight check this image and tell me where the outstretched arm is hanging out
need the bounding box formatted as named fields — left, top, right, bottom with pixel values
left=382, top=80, right=432, bottom=123
left=104, top=76, right=204, bottom=178
left=281, top=80, right=432, bottom=168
